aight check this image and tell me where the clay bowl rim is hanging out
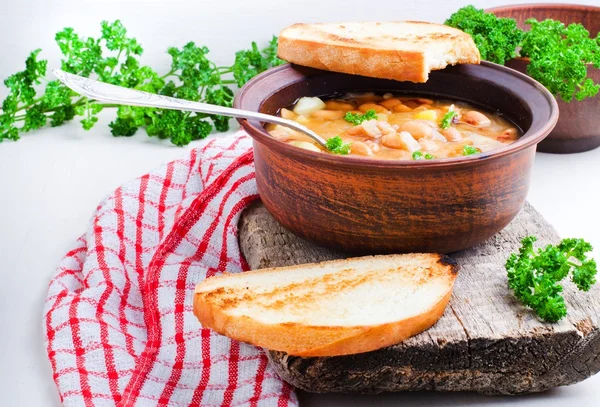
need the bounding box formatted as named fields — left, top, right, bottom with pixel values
left=235, top=62, right=558, bottom=169
left=486, top=2, right=600, bottom=18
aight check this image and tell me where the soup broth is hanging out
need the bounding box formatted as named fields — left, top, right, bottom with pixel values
left=267, top=92, right=520, bottom=160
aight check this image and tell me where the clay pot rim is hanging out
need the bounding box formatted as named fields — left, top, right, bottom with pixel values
left=486, top=3, right=600, bottom=17
left=235, top=62, right=558, bottom=169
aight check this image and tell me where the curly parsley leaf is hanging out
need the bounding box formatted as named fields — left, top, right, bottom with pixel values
left=205, top=85, right=234, bottom=132
left=462, top=145, right=480, bottom=156
left=232, top=36, right=285, bottom=87
left=506, top=236, right=597, bottom=322
left=1, top=49, right=48, bottom=141
left=445, top=6, right=600, bottom=103
left=440, top=110, right=458, bottom=129
left=326, top=135, right=351, bottom=155
left=521, top=18, right=600, bottom=102
left=4, top=49, right=47, bottom=107
left=147, top=111, right=212, bottom=147
left=344, top=109, right=378, bottom=125
left=0, top=21, right=283, bottom=145
left=412, top=151, right=434, bottom=160
left=445, top=5, right=523, bottom=65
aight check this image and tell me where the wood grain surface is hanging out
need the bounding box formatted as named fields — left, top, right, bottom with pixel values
left=1, top=2, right=599, bottom=406
left=238, top=201, right=600, bottom=395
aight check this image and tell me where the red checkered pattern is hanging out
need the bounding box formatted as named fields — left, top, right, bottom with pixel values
left=43, top=132, right=298, bottom=406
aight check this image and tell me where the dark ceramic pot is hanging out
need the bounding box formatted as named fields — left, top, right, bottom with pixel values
left=488, top=3, right=600, bottom=153
left=234, top=63, right=558, bottom=254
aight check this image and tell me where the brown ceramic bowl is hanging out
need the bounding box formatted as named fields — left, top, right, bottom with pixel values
left=234, top=63, right=558, bottom=254
left=487, top=3, right=600, bottom=153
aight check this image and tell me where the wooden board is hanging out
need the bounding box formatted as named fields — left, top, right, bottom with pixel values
left=238, top=201, right=600, bottom=395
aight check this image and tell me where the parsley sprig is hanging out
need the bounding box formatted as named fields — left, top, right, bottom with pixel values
left=0, top=20, right=284, bottom=145
left=343, top=109, right=378, bottom=125
left=412, top=151, right=434, bottom=160
left=446, top=6, right=600, bottom=102
left=440, top=110, right=457, bottom=129
left=462, top=145, right=479, bottom=156
left=445, top=5, right=523, bottom=65
left=520, top=19, right=600, bottom=102
left=506, top=236, right=597, bottom=322
left=326, top=135, right=351, bottom=155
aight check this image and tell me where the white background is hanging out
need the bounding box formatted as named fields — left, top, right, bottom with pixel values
left=1, top=0, right=599, bottom=406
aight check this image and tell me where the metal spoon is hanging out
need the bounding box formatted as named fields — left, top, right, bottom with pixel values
left=52, top=69, right=328, bottom=149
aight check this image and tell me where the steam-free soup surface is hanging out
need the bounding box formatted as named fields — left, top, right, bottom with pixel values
left=267, top=93, right=520, bottom=160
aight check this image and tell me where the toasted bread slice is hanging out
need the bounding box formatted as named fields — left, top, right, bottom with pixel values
left=194, top=254, right=458, bottom=357
left=277, top=21, right=480, bottom=83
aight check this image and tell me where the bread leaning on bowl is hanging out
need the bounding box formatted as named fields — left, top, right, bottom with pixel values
left=277, top=21, right=481, bottom=83
left=194, top=254, right=458, bottom=357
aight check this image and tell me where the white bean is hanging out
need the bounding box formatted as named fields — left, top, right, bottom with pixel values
left=311, top=110, right=345, bottom=120
left=380, top=133, right=403, bottom=149
left=361, top=119, right=383, bottom=138
left=401, top=121, right=433, bottom=139
left=463, top=111, right=491, bottom=127
left=442, top=127, right=462, bottom=142
left=350, top=141, right=373, bottom=156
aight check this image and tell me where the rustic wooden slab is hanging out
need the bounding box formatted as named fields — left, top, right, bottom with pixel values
left=238, top=201, right=600, bottom=395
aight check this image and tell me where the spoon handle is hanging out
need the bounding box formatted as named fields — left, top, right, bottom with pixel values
left=52, top=69, right=328, bottom=149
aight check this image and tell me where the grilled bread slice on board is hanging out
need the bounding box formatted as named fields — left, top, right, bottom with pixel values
left=194, top=254, right=458, bottom=357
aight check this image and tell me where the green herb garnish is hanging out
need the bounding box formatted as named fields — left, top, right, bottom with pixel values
left=326, top=135, right=351, bottom=155
left=412, top=151, right=434, bottom=160
left=445, top=6, right=600, bottom=102
left=440, top=110, right=458, bottom=129
left=506, top=236, right=597, bottom=322
left=0, top=21, right=284, bottom=145
left=462, top=145, right=480, bottom=156
left=520, top=18, right=600, bottom=102
left=445, top=5, right=523, bottom=65
left=343, top=109, right=378, bottom=125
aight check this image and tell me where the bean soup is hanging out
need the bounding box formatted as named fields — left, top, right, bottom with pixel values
left=267, top=92, right=520, bottom=160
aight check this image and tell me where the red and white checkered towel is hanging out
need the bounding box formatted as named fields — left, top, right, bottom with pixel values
left=43, top=132, right=298, bottom=406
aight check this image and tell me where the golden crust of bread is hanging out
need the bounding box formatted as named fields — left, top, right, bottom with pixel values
left=193, top=254, right=458, bottom=357
left=277, top=21, right=481, bottom=83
